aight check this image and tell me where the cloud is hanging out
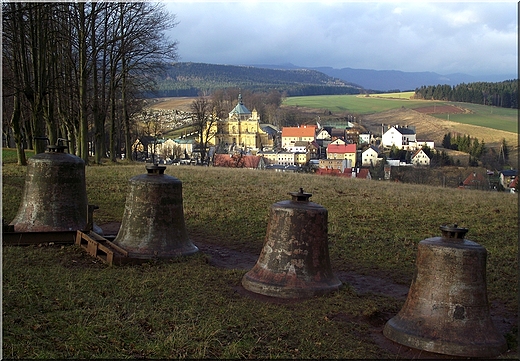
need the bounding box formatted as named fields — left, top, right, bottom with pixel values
left=165, top=1, right=517, bottom=76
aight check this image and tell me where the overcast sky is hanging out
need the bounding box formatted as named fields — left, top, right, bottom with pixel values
left=163, top=1, right=518, bottom=77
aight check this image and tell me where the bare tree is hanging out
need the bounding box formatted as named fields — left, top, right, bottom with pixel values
left=2, top=2, right=179, bottom=165
left=190, top=95, right=219, bottom=164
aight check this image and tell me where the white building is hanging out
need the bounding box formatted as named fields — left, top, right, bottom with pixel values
left=361, top=145, right=381, bottom=167
left=411, top=149, right=431, bottom=166
left=382, top=125, right=416, bottom=150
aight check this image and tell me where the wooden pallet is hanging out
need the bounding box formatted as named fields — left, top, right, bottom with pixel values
left=75, top=230, right=130, bottom=265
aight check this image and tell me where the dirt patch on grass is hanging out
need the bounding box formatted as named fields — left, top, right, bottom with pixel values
left=146, top=97, right=197, bottom=112
left=413, top=104, right=467, bottom=114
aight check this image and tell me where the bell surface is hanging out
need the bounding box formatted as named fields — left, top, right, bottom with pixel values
left=10, top=148, right=88, bottom=232
left=113, top=165, right=198, bottom=259
left=383, top=225, right=507, bottom=358
left=242, top=188, right=341, bottom=299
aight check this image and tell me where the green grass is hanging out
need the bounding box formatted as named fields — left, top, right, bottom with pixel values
left=431, top=102, right=518, bottom=133
left=283, top=94, right=518, bottom=133
left=3, top=159, right=518, bottom=359
left=283, top=94, right=448, bottom=114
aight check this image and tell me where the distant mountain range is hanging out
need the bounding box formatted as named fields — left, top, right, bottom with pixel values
left=153, top=62, right=517, bottom=97
left=250, top=63, right=517, bottom=92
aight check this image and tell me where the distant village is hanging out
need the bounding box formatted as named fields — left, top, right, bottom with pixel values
left=132, top=95, right=517, bottom=192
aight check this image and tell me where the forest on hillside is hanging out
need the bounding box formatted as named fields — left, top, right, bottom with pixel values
left=150, top=62, right=362, bottom=97
left=414, top=80, right=518, bottom=109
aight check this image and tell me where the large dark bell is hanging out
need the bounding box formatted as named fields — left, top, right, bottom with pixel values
left=242, top=188, right=341, bottom=299
left=383, top=225, right=507, bottom=358
left=10, top=145, right=88, bottom=232
left=112, top=165, right=198, bottom=259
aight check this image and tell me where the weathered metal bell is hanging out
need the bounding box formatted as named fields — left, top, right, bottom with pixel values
left=242, top=188, right=341, bottom=298
left=383, top=225, right=507, bottom=358
left=112, top=165, right=198, bottom=259
left=10, top=140, right=89, bottom=232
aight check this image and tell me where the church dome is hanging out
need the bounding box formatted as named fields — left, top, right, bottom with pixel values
left=229, top=94, right=252, bottom=116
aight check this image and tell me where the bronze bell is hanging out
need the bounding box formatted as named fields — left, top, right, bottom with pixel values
left=112, top=165, right=198, bottom=259
left=383, top=225, right=507, bottom=358
left=242, top=188, right=341, bottom=298
left=10, top=139, right=89, bottom=232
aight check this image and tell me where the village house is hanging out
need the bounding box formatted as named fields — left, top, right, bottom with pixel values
left=295, top=152, right=310, bottom=166
left=361, top=145, right=382, bottom=167
left=281, top=125, right=317, bottom=150
left=287, top=140, right=308, bottom=153
left=318, top=158, right=352, bottom=172
left=316, top=166, right=371, bottom=180
left=499, top=169, right=517, bottom=190
left=345, top=128, right=360, bottom=144
left=381, top=125, right=417, bottom=150
left=330, top=128, right=346, bottom=142
left=257, top=150, right=278, bottom=164
left=344, top=168, right=372, bottom=180
left=330, top=138, right=346, bottom=145
left=411, top=148, right=431, bottom=166
left=326, top=143, right=357, bottom=167
left=316, top=128, right=332, bottom=142
left=459, top=172, right=488, bottom=190
left=358, top=132, right=372, bottom=144
left=276, top=151, right=296, bottom=166
left=132, top=137, right=191, bottom=161
left=307, top=141, right=320, bottom=159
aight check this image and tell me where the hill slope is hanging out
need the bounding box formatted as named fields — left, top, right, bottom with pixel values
left=151, top=62, right=362, bottom=97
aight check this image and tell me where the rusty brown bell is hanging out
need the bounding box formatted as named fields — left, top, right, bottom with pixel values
left=242, top=188, right=341, bottom=299
left=113, top=165, right=198, bottom=259
left=10, top=141, right=89, bottom=233
left=383, top=225, right=507, bottom=358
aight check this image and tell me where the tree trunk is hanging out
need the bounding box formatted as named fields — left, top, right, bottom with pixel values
left=77, top=3, right=89, bottom=163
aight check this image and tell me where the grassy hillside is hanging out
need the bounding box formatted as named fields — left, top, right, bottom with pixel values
left=283, top=93, right=436, bottom=114
left=3, top=158, right=518, bottom=359
left=283, top=94, right=518, bottom=133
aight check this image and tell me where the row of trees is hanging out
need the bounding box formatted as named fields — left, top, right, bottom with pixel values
left=414, top=80, right=518, bottom=108
left=2, top=2, right=178, bottom=165
left=441, top=133, right=485, bottom=158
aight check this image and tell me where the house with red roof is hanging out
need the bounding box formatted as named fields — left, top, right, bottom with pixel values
left=326, top=143, right=357, bottom=166
left=315, top=167, right=371, bottom=180
left=459, top=172, right=488, bottom=190
left=281, top=126, right=317, bottom=150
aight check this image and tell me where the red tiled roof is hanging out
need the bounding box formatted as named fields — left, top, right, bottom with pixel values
left=282, top=126, right=317, bottom=138
left=462, top=172, right=486, bottom=186
left=213, top=154, right=260, bottom=168
left=316, top=167, right=370, bottom=179
left=327, top=143, right=357, bottom=153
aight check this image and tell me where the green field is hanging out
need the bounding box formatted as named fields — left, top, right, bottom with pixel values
left=283, top=94, right=518, bottom=133
left=430, top=102, right=518, bottom=133
left=283, top=94, right=436, bottom=114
